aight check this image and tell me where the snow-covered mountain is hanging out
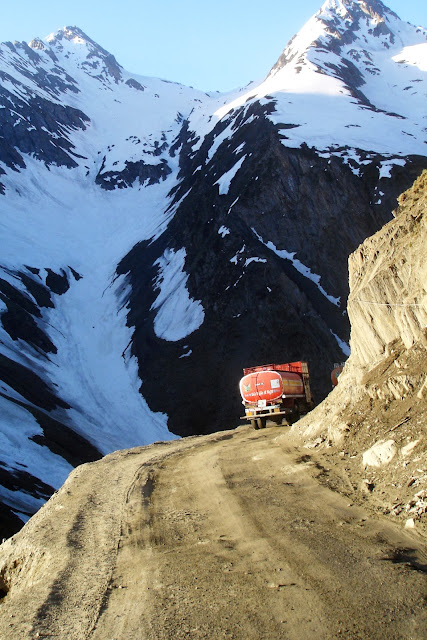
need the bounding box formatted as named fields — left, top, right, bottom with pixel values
left=220, top=0, right=427, bottom=164
left=1, top=0, right=426, bottom=536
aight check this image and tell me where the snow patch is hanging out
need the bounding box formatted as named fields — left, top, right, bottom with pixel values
left=230, top=245, right=245, bottom=265
left=215, top=156, right=246, bottom=195
left=379, top=158, right=407, bottom=179
left=206, top=122, right=235, bottom=161
left=245, top=257, right=267, bottom=267
left=330, top=330, right=350, bottom=357
left=152, top=248, right=205, bottom=342
left=252, top=229, right=340, bottom=306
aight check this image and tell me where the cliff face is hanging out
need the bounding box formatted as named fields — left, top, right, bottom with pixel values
left=293, top=171, right=427, bottom=533
left=120, top=102, right=412, bottom=437
left=295, top=171, right=427, bottom=533
left=348, top=171, right=427, bottom=368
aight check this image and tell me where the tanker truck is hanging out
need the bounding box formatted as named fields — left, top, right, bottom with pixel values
left=239, top=361, right=314, bottom=429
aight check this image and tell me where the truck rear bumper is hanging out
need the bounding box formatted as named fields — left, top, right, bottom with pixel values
left=240, top=409, right=291, bottom=420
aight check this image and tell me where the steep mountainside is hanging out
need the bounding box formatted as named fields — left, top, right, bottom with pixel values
left=120, top=0, right=427, bottom=437
left=0, top=0, right=426, bottom=536
left=295, top=170, right=427, bottom=534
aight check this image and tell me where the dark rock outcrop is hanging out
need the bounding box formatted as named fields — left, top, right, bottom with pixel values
left=0, top=80, right=89, bottom=172
left=96, top=157, right=172, bottom=190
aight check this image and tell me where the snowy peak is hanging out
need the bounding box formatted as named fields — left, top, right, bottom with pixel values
left=318, top=0, right=396, bottom=50
left=314, top=0, right=426, bottom=55
left=268, top=0, right=426, bottom=81
left=213, top=0, right=426, bottom=186
left=320, top=0, right=398, bottom=23
left=0, top=24, right=210, bottom=191
left=45, top=26, right=107, bottom=50
left=42, top=26, right=123, bottom=85
left=310, top=0, right=427, bottom=110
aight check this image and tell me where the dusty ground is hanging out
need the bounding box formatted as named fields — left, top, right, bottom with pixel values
left=0, top=425, right=426, bottom=640
left=294, top=335, right=427, bottom=538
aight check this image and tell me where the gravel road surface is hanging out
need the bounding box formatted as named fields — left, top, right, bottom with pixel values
left=0, top=426, right=426, bottom=639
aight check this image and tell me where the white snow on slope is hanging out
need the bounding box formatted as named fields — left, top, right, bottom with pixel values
left=0, top=159, right=185, bottom=521
left=152, top=248, right=205, bottom=342
left=330, top=330, right=351, bottom=357
left=206, top=120, right=235, bottom=162
left=393, top=43, right=427, bottom=71
left=0, top=21, right=218, bottom=456
left=215, top=156, right=246, bottom=195
left=0, top=28, right=219, bottom=519
left=0, top=391, right=73, bottom=519
left=211, top=3, right=427, bottom=163
left=253, top=229, right=341, bottom=306
left=1, top=160, right=183, bottom=452
left=379, top=158, right=407, bottom=178
left=245, top=257, right=267, bottom=267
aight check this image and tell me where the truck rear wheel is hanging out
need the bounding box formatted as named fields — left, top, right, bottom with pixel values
left=256, top=417, right=267, bottom=429
left=250, top=420, right=258, bottom=430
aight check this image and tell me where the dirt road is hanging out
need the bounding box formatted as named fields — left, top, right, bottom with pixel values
left=1, top=426, right=426, bottom=639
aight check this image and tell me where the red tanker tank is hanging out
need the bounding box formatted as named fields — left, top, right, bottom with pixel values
left=239, top=370, right=305, bottom=405
left=239, top=362, right=314, bottom=428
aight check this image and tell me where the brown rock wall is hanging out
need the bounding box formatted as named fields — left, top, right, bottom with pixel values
left=348, top=170, right=427, bottom=367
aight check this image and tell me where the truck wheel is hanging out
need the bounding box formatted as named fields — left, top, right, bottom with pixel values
left=291, top=402, right=300, bottom=423
left=251, top=420, right=258, bottom=430
left=257, top=417, right=266, bottom=429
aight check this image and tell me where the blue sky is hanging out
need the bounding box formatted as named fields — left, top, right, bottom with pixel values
left=0, top=0, right=426, bottom=91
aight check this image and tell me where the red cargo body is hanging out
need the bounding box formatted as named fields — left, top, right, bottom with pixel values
left=243, top=362, right=306, bottom=376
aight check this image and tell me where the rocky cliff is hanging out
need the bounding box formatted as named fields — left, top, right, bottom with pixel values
left=348, top=172, right=427, bottom=367
left=295, top=171, right=427, bottom=533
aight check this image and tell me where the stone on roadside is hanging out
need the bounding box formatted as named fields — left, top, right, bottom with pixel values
left=362, top=440, right=397, bottom=468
